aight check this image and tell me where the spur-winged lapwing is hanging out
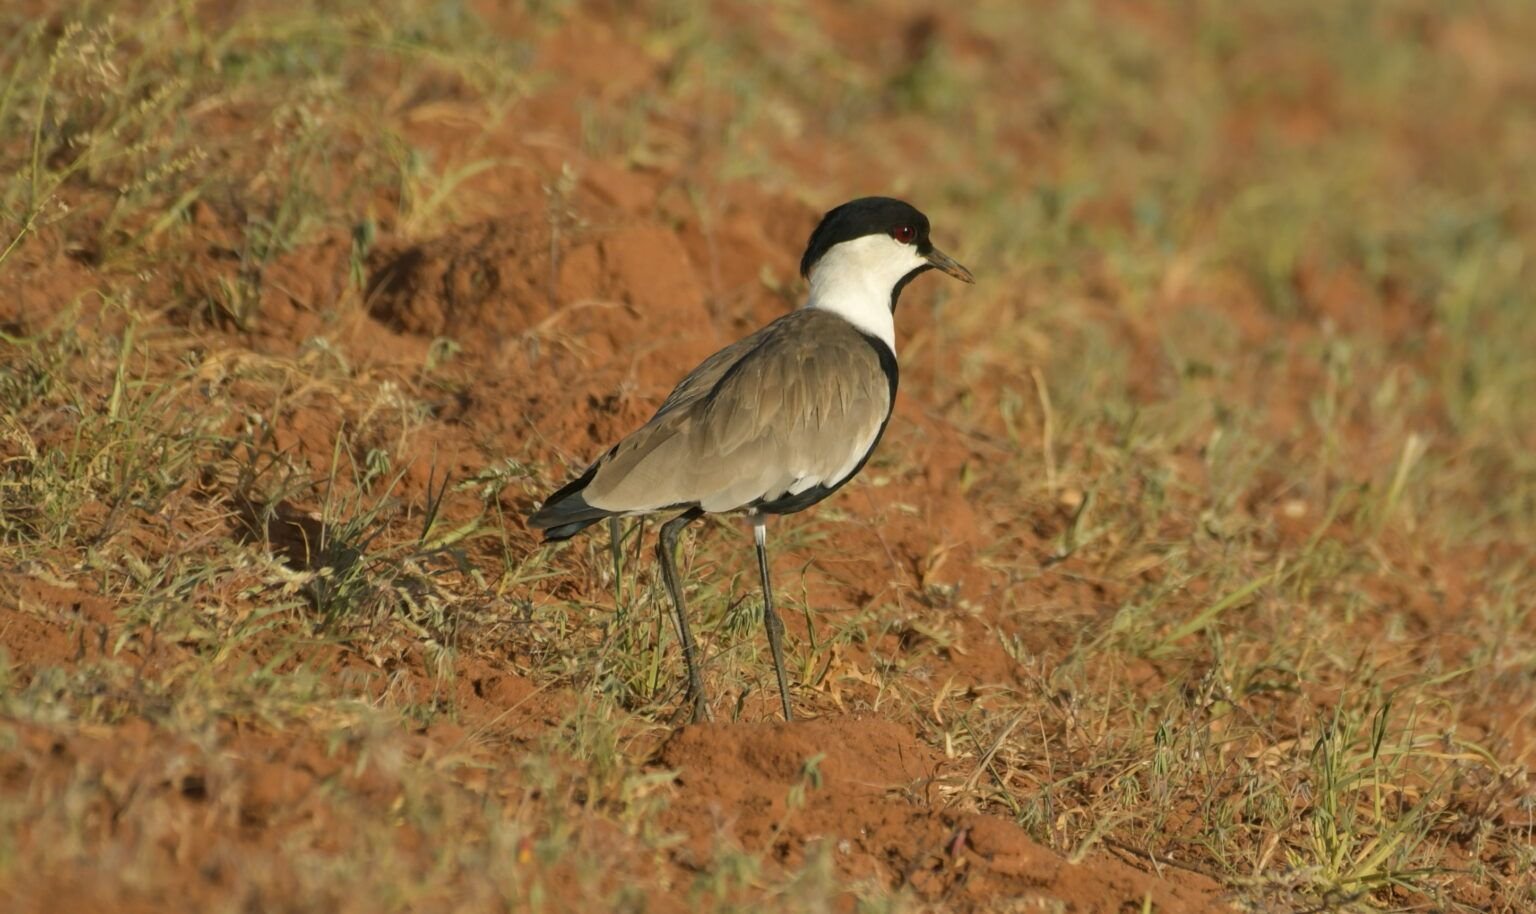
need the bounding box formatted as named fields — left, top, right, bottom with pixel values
left=528, top=197, right=973, bottom=722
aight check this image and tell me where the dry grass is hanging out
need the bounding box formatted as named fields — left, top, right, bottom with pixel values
left=2, top=1, right=1534, bottom=912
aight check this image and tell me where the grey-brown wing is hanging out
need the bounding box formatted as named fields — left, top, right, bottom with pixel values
left=582, top=312, right=892, bottom=514
left=689, top=319, right=891, bottom=511
left=652, top=326, right=774, bottom=418
left=578, top=315, right=794, bottom=511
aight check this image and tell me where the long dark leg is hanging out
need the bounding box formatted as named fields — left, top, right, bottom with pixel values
left=657, top=507, right=709, bottom=722
left=753, top=516, right=793, bottom=722
left=607, top=516, right=625, bottom=609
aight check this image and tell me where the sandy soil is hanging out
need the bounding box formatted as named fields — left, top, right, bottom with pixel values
left=2, top=1, right=1532, bottom=911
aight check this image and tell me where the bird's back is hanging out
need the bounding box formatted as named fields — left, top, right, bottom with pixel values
left=555, top=309, right=897, bottom=522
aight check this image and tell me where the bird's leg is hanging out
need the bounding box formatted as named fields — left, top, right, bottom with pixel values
left=607, top=516, right=625, bottom=610
left=657, top=507, right=709, bottom=723
left=753, top=515, right=794, bottom=722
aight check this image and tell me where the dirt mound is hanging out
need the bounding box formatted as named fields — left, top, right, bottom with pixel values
left=656, top=719, right=1226, bottom=913
left=366, top=219, right=560, bottom=343
left=0, top=575, right=118, bottom=675
left=366, top=217, right=709, bottom=353
left=4, top=1, right=1530, bottom=910
left=659, top=716, right=940, bottom=793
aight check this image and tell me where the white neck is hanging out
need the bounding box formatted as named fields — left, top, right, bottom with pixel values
left=802, top=234, right=926, bottom=353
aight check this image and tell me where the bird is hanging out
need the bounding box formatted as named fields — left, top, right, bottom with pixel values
left=527, top=196, right=973, bottom=722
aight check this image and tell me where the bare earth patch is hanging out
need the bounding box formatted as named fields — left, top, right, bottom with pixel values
left=1, top=2, right=1533, bottom=912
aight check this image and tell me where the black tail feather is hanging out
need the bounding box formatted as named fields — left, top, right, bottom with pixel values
left=528, top=462, right=613, bottom=542
left=540, top=516, right=606, bottom=541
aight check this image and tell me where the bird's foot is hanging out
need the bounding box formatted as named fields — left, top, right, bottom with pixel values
left=667, top=692, right=713, bottom=726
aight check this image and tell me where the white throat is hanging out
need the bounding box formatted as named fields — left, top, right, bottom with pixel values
left=802, top=234, right=927, bottom=353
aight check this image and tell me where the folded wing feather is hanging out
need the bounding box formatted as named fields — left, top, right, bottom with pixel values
left=581, top=310, right=891, bottom=515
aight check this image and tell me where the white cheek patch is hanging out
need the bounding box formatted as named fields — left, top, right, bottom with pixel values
left=802, top=235, right=926, bottom=350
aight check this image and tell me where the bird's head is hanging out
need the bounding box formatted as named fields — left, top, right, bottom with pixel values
left=799, top=197, right=973, bottom=347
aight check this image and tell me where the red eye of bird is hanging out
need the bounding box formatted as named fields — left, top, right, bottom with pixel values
left=892, top=225, right=916, bottom=244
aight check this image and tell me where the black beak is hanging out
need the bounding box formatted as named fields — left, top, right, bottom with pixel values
left=925, top=246, right=974, bottom=283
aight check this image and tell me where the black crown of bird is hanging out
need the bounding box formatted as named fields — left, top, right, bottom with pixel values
left=528, top=196, right=974, bottom=723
